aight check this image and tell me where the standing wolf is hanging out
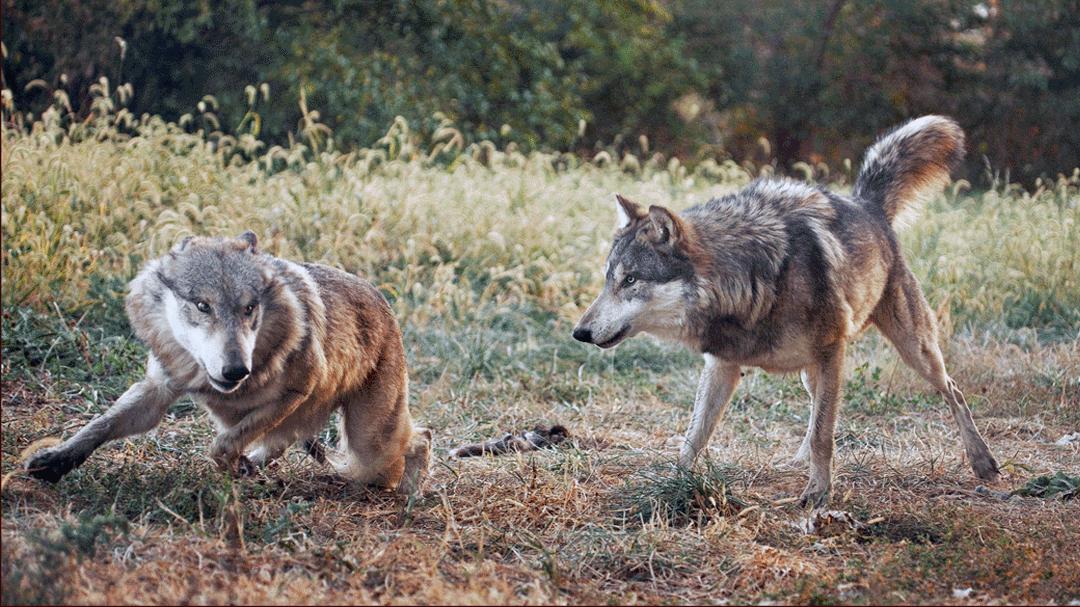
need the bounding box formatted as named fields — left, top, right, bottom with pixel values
left=25, top=231, right=431, bottom=495
left=573, top=116, right=999, bottom=506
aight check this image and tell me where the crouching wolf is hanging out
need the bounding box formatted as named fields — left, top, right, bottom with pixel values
left=25, top=231, right=431, bottom=495
left=573, top=116, right=999, bottom=506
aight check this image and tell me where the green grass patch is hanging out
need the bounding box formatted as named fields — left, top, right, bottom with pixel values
left=1013, top=471, right=1080, bottom=500
left=611, top=460, right=750, bottom=528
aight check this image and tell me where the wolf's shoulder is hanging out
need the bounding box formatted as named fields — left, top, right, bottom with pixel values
left=292, top=261, right=391, bottom=314
left=295, top=261, right=376, bottom=291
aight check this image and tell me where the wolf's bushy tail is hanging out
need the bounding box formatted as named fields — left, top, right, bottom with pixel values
left=853, top=115, right=965, bottom=229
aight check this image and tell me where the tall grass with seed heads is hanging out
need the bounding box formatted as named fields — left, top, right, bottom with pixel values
left=3, top=86, right=1077, bottom=342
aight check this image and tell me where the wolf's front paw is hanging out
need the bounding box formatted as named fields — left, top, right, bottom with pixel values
left=797, top=478, right=831, bottom=508
left=213, top=452, right=258, bottom=477
left=398, top=428, right=433, bottom=496
left=210, top=435, right=248, bottom=476
left=677, top=441, right=700, bottom=470
left=234, top=454, right=258, bottom=477
left=25, top=448, right=84, bottom=483
left=972, top=452, right=1000, bottom=483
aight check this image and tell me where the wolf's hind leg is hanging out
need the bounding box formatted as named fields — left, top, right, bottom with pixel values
left=337, top=355, right=429, bottom=494
left=871, top=270, right=999, bottom=482
left=25, top=355, right=180, bottom=482
left=679, top=355, right=742, bottom=468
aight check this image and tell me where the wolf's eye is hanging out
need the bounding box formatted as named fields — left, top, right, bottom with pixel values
left=243, top=303, right=256, bottom=316
left=195, top=301, right=211, bottom=314
left=623, top=275, right=636, bottom=287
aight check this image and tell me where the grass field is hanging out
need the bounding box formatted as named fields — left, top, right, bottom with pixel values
left=2, top=103, right=1078, bottom=605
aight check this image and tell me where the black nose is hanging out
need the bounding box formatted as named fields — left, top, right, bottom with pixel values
left=572, top=327, right=592, bottom=343
left=221, top=364, right=250, bottom=383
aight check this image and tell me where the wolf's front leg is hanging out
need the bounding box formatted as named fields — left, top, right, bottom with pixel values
left=209, top=390, right=309, bottom=475
left=788, top=369, right=818, bottom=467
left=797, top=346, right=845, bottom=508
left=25, top=356, right=181, bottom=482
left=679, top=355, right=742, bottom=468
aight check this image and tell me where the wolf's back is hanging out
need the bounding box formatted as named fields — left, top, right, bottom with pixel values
left=853, top=115, right=965, bottom=228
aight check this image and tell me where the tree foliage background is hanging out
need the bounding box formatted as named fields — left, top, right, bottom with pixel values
left=4, top=0, right=1078, bottom=184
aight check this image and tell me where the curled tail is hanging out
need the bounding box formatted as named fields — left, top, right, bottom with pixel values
left=853, top=115, right=965, bottom=228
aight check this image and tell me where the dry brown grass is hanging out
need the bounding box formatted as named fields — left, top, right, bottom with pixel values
left=3, top=331, right=1077, bottom=605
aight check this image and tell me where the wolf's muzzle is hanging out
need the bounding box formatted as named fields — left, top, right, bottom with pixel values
left=573, top=325, right=628, bottom=348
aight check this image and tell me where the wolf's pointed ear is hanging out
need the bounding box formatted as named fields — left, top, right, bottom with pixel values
left=171, top=235, right=195, bottom=255
left=616, top=194, right=647, bottom=229
left=238, top=230, right=259, bottom=253
left=645, top=205, right=684, bottom=249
